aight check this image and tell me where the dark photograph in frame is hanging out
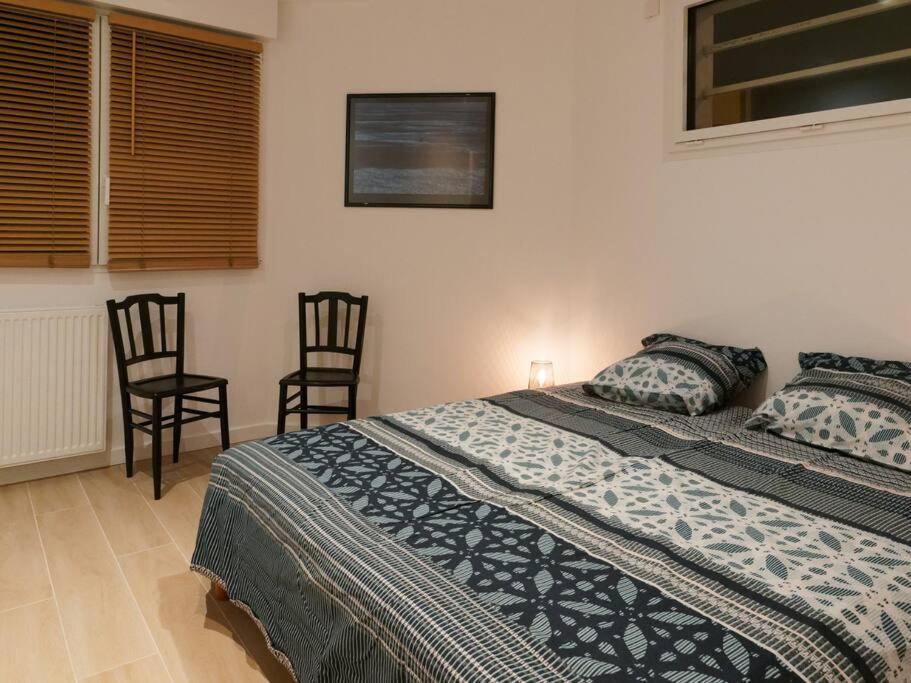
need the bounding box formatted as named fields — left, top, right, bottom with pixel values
left=345, top=93, right=495, bottom=209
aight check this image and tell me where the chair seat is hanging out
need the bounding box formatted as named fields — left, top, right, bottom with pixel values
left=127, top=373, right=227, bottom=399
left=280, top=368, right=358, bottom=387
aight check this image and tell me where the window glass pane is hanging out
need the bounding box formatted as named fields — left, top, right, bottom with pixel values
left=687, top=0, right=911, bottom=130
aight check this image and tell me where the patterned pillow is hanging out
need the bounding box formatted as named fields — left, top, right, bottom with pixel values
left=584, top=333, right=767, bottom=416
left=745, top=352, right=911, bottom=473
left=799, top=351, right=911, bottom=382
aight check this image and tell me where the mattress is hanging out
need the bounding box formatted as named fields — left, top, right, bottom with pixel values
left=191, top=385, right=911, bottom=682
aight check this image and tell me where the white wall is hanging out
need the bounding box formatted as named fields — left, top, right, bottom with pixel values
left=263, top=0, right=600, bottom=416
left=574, top=0, right=911, bottom=398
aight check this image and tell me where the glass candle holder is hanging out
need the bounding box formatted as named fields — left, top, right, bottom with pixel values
left=528, top=361, right=555, bottom=390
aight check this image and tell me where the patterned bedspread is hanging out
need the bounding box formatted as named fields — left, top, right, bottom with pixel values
left=191, top=385, right=911, bottom=683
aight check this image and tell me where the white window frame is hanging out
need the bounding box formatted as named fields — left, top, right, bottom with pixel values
left=666, top=0, right=911, bottom=151
left=89, top=15, right=102, bottom=266
left=94, top=14, right=111, bottom=267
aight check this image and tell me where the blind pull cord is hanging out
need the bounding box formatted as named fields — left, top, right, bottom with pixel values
left=130, top=30, right=136, bottom=156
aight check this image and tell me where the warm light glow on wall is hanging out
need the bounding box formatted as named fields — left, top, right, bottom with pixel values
left=528, top=360, right=555, bottom=390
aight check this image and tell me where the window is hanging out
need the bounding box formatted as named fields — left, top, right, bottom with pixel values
left=106, top=14, right=261, bottom=271
left=0, top=0, right=94, bottom=267
left=0, top=2, right=261, bottom=270
left=682, top=0, right=911, bottom=139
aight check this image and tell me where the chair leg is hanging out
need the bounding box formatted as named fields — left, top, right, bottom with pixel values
left=347, top=385, right=358, bottom=420
left=152, top=398, right=163, bottom=500
left=277, top=384, right=288, bottom=435
left=121, top=397, right=134, bottom=478
left=219, top=385, right=230, bottom=451
left=172, top=396, right=183, bottom=464
left=300, top=385, right=308, bottom=431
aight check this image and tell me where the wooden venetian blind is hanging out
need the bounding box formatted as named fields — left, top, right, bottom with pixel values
left=108, top=14, right=261, bottom=271
left=0, top=0, right=94, bottom=268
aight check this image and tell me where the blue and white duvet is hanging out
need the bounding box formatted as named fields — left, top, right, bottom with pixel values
left=192, top=385, right=911, bottom=682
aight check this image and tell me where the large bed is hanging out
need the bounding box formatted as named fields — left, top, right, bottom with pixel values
left=191, top=384, right=911, bottom=682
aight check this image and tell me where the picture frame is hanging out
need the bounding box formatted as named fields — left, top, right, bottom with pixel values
left=345, top=93, right=496, bottom=209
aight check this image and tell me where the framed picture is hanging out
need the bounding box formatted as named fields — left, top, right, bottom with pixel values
left=345, top=93, right=495, bottom=209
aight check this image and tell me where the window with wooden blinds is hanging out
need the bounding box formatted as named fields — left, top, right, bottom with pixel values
left=107, top=14, right=261, bottom=271
left=0, top=0, right=94, bottom=268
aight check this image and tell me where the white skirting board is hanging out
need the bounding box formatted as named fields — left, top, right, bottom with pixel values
left=0, top=421, right=276, bottom=487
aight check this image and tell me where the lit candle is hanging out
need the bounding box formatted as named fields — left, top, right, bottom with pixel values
left=528, top=361, right=555, bottom=390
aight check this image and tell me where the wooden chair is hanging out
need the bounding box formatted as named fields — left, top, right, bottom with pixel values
left=106, top=293, right=229, bottom=500
left=277, top=292, right=368, bottom=434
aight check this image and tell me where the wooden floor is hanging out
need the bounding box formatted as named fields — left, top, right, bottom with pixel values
left=0, top=448, right=294, bottom=683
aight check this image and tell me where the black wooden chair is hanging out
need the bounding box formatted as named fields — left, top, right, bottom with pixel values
left=106, top=293, right=229, bottom=500
left=277, top=292, right=368, bottom=434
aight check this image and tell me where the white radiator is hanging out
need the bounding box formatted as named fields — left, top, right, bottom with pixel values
left=0, top=307, right=107, bottom=466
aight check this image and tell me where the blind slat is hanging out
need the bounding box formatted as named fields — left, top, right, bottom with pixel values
left=0, top=91, right=90, bottom=112
left=0, top=2, right=91, bottom=268
left=111, top=84, right=260, bottom=116
left=0, top=109, right=91, bottom=126
left=108, top=24, right=260, bottom=271
left=0, top=254, right=88, bottom=267
left=110, top=44, right=262, bottom=83
left=0, top=59, right=91, bottom=81
left=106, top=185, right=259, bottom=198
left=107, top=257, right=258, bottom=272
left=2, top=36, right=93, bottom=62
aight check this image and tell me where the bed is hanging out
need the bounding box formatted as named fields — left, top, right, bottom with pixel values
left=191, top=384, right=911, bottom=682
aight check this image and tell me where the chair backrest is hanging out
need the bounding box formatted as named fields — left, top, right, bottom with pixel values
left=298, top=292, right=369, bottom=373
left=106, top=293, right=185, bottom=389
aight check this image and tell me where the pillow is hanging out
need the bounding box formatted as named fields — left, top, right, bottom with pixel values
left=584, top=333, right=767, bottom=416
left=799, top=351, right=911, bottom=382
left=745, top=351, right=911, bottom=473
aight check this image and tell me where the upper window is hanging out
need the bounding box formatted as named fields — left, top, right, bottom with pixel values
left=687, top=0, right=911, bottom=132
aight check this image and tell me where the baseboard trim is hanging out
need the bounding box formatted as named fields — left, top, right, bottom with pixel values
left=0, top=422, right=276, bottom=486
